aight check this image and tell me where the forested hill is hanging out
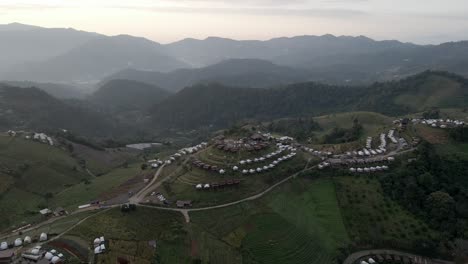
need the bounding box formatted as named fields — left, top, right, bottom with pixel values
left=150, top=71, right=468, bottom=129
left=0, top=85, right=122, bottom=137
left=89, top=79, right=171, bottom=112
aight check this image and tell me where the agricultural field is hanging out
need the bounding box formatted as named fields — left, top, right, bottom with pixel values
left=190, top=177, right=349, bottom=264
left=50, top=163, right=145, bottom=210
left=68, top=207, right=190, bottom=263
left=334, top=176, right=438, bottom=249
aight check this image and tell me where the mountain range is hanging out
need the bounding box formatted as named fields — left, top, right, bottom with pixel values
left=2, top=23, right=468, bottom=90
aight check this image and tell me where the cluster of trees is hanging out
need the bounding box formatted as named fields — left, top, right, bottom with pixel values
left=267, top=117, right=321, bottom=141
left=449, top=126, right=468, bottom=142
left=322, top=118, right=363, bottom=144
left=379, top=142, right=468, bottom=241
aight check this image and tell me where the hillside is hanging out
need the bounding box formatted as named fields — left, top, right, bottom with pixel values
left=89, top=79, right=171, bottom=112
left=149, top=71, right=468, bottom=129
left=102, top=59, right=312, bottom=92
left=0, top=84, right=121, bottom=137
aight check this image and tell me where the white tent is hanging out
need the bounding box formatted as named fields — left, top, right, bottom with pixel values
left=0, top=242, right=8, bottom=250
left=45, top=252, right=54, bottom=260
left=94, top=247, right=102, bottom=254
left=39, top=233, right=48, bottom=241
left=14, top=238, right=22, bottom=247
left=24, top=236, right=31, bottom=244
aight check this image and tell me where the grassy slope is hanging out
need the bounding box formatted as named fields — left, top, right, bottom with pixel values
left=313, top=111, right=393, bottom=138
left=0, top=135, right=90, bottom=230
left=50, top=163, right=143, bottom=210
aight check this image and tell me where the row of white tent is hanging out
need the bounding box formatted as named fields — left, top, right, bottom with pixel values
left=303, top=147, right=333, bottom=157
left=349, top=166, right=389, bottom=173
left=148, top=142, right=209, bottom=167
left=366, top=137, right=372, bottom=149
left=357, top=148, right=386, bottom=157
left=360, top=257, right=376, bottom=264
left=0, top=233, right=47, bottom=250
left=379, top=133, right=387, bottom=149
left=239, top=147, right=288, bottom=165
left=420, top=118, right=465, bottom=127
left=388, top=130, right=398, bottom=144
left=241, top=152, right=297, bottom=174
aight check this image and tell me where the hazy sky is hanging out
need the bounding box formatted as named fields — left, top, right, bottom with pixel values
left=0, top=0, right=467, bottom=44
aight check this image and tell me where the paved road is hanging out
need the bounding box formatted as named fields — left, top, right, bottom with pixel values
left=129, top=164, right=165, bottom=204
left=343, top=249, right=454, bottom=264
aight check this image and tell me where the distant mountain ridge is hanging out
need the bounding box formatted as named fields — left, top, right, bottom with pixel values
left=102, top=59, right=313, bottom=92
left=2, top=23, right=468, bottom=89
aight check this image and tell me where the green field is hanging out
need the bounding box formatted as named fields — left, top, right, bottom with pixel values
left=50, top=163, right=143, bottom=210
left=313, top=111, right=393, bottom=138
left=334, top=176, right=438, bottom=248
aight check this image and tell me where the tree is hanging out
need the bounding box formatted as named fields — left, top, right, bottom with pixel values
left=425, top=191, right=456, bottom=229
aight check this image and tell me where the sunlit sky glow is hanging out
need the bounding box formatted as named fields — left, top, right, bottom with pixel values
left=0, top=0, right=467, bottom=44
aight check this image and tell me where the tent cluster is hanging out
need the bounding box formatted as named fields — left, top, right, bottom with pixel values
left=318, top=162, right=330, bottom=169
left=195, top=179, right=241, bottom=190
left=33, top=132, right=54, bottom=146
left=45, top=249, right=65, bottom=263
left=420, top=118, right=465, bottom=128
left=21, top=245, right=45, bottom=261
left=93, top=236, right=106, bottom=255
left=349, top=166, right=389, bottom=173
